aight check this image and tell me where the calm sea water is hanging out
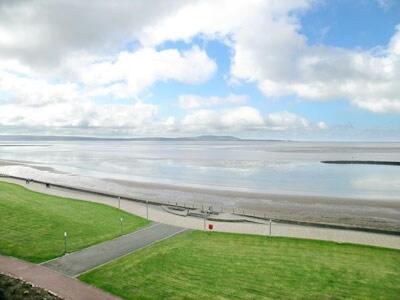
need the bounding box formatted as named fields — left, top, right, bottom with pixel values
left=1, top=141, right=400, bottom=200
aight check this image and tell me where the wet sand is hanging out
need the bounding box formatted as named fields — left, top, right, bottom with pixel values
left=0, top=160, right=66, bottom=174
left=106, top=177, right=400, bottom=232
left=1, top=159, right=399, bottom=232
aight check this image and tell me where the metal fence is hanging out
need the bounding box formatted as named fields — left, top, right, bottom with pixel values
left=0, top=173, right=398, bottom=236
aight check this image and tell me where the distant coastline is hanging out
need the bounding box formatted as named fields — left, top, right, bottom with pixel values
left=322, top=160, right=400, bottom=166
left=0, top=134, right=288, bottom=142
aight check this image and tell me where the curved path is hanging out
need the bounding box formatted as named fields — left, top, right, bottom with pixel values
left=0, top=255, right=120, bottom=300
left=1, top=177, right=400, bottom=250
left=1, top=177, right=400, bottom=299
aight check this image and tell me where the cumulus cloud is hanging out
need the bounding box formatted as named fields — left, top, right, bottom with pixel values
left=0, top=0, right=397, bottom=137
left=255, top=33, right=400, bottom=114
left=0, top=70, right=81, bottom=107
left=0, top=100, right=158, bottom=130
left=138, top=0, right=311, bottom=46
left=0, top=32, right=216, bottom=134
left=137, top=0, right=400, bottom=114
left=265, top=111, right=310, bottom=130
left=180, top=107, right=325, bottom=132
left=2, top=0, right=399, bottom=115
left=236, top=9, right=400, bottom=114
left=0, top=0, right=186, bottom=68
left=317, top=121, right=328, bottom=130
left=178, top=94, right=248, bottom=109
left=181, top=106, right=264, bottom=132
left=81, top=46, right=216, bottom=98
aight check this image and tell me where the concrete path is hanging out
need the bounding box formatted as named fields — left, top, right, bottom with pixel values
left=0, top=255, right=120, bottom=300
left=1, top=177, right=400, bottom=250
left=43, top=223, right=187, bottom=277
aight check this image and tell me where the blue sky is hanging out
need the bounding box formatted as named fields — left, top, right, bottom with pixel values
left=0, top=0, right=399, bottom=140
left=151, top=0, right=400, bottom=137
left=302, top=0, right=400, bottom=48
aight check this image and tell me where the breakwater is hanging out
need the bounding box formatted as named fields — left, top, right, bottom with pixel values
left=321, top=160, right=400, bottom=166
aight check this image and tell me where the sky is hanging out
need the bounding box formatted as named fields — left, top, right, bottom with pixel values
left=0, top=0, right=399, bottom=140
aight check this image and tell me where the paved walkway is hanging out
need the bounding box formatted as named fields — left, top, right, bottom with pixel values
left=2, top=177, right=400, bottom=250
left=43, top=223, right=187, bottom=277
left=0, top=255, right=120, bottom=300
left=0, top=177, right=399, bottom=299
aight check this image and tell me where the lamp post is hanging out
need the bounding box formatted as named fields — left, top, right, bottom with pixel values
left=264, top=214, right=267, bottom=237
left=269, top=219, right=272, bottom=236
left=64, top=232, right=68, bottom=254
left=120, top=217, right=123, bottom=235
left=118, top=196, right=121, bottom=209
left=146, top=200, right=149, bottom=220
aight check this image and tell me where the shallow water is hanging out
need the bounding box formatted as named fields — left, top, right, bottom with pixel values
left=0, top=140, right=399, bottom=201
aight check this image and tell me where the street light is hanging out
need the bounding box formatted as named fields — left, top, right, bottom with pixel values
left=120, top=217, right=123, bottom=235
left=146, top=200, right=149, bottom=220
left=203, top=210, right=207, bottom=231
left=64, top=232, right=68, bottom=254
left=264, top=214, right=267, bottom=237
left=269, top=219, right=272, bottom=236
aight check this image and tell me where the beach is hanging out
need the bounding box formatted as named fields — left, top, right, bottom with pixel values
left=1, top=162, right=399, bottom=232
left=1, top=140, right=400, bottom=232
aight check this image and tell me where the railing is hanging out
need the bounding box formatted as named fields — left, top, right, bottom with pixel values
left=1, top=173, right=399, bottom=236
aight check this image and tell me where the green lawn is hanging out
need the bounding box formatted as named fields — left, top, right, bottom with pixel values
left=0, top=181, right=149, bottom=263
left=80, top=231, right=400, bottom=300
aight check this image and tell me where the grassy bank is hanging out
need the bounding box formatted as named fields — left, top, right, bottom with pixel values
left=0, top=181, right=149, bottom=262
left=80, top=231, right=400, bottom=300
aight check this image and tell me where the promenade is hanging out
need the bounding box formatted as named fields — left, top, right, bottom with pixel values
left=1, top=177, right=399, bottom=250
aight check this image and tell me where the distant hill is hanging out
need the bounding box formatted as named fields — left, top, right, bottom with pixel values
left=0, top=135, right=285, bottom=142
left=139, top=135, right=242, bottom=141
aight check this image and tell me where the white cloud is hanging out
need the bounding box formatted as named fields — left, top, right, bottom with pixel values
left=181, top=106, right=264, bottom=132
left=231, top=8, right=400, bottom=114
left=265, top=111, right=310, bottom=130
left=2, top=0, right=399, bottom=116
left=221, top=107, right=265, bottom=129
left=180, top=107, right=325, bottom=132
left=0, top=0, right=397, bottom=137
left=136, top=0, right=400, bottom=115
left=178, top=94, right=247, bottom=109
left=87, top=101, right=159, bottom=128
left=0, top=0, right=186, bottom=68
left=0, top=70, right=81, bottom=107
left=317, top=121, right=328, bottom=130
left=138, top=0, right=311, bottom=46
left=0, top=100, right=158, bottom=130
left=80, top=46, right=216, bottom=98
left=256, top=38, right=400, bottom=114
left=0, top=45, right=216, bottom=132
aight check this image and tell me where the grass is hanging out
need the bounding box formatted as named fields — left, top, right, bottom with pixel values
left=0, top=181, right=149, bottom=263
left=80, top=231, right=400, bottom=300
left=0, top=273, right=62, bottom=300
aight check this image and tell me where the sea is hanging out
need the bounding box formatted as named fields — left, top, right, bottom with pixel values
left=0, top=140, right=399, bottom=201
